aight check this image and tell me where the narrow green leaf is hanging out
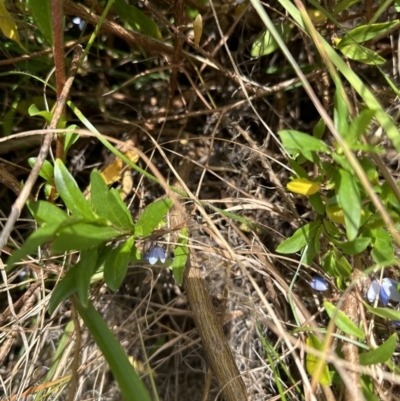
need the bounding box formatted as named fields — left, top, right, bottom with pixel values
left=90, top=169, right=135, bottom=231
left=334, top=89, right=349, bottom=138
left=74, top=299, right=152, bottom=401
left=276, top=220, right=320, bottom=254
left=54, top=159, right=95, bottom=219
left=75, top=249, right=99, bottom=307
left=113, top=0, right=161, bottom=39
left=336, top=169, right=361, bottom=241
left=104, top=237, right=134, bottom=291
left=364, top=302, right=400, bottom=320
left=306, top=334, right=331, bottom=385
left=64, top=124, right=80, bottom=153
left=324, top=301, right=365, bottom=339
left=309, top=193, right=325, bottom=215
left=333, top=0, right=362, bottom=15
left=27, top=200, right=68, bottom=225
left=51, top=222, right=121, bottom=254
left=135, top=198, right=174, bottom=238
left=346, top=109, right=375, bottom=146
left=171, top=227, right=189, bottom=285
left=359, top=334, right=397, bottom=365
left=338, top=21, right=400, bottom=47
left=7, top=221, right=63, bottom=270
left=251, top=23, right=293, bottom=57
left=28, top=158, right=54, bottom=182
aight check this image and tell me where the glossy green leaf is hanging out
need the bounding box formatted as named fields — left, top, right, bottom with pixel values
left=28, top=158, right=54, bottom=182
left=7, top=221, right=64, bottom=270
left=278, top=130, right=329, bottom=161
left=113, top=0, right=161, bottom=39
left=171, top=227, right=189, bottom=285
left=90, top=169, right=134, bottom=231
left=51, top=222, right=121, bottom=254
left=306, top=334, right=331, bottom=385
left=338, top=21, right=400, bottom=47
left=324, top=301, right=365, bottom=339
left=28, top=104, right=53, bottom=124
left=370, top=228, right=394, bottom=265
left=276, top=220, right=320, bottom=254
left=339, top=44, right=386, bottom=65
left=27, top=200, right=68, bottom=225
left=54, top=159, right=95, bottom=219
left=251, top=23, right=293, bottom=57
left=335, top=169, right=361, bottom=241
left=135, top=198, right=174, bottom=238
left=104, top=237, right=134, bottom=291
left=74, top=298, right=152, bottom=401
left=359, top=334, right=397, bottom=365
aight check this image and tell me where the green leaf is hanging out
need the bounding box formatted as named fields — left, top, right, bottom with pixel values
left=338, top=21, right=400, bottom=47
left=359, top=334, right=397, bottom=365
left=339, top=44, right=386, bottom=65
left=309, top=193, right=325, bottom=215
left=64, top=124, right=80, bottom=153
left=346, top=109, right=375, bottom=146
left=27, top=200, right=68, bottom=225
left=312, top=118, right=325, bottom=140
left=171, top=227, right=189, bottom=285
left=329, top=236, right=371, bottom=255
left=113, top=0, right=161, bottom=39
left=364, top=302, right=400, bottom=320
left=334, top=89, right=349, bottom=138
left=104, top=237, right=134, bottom=291
left=278, top=130, right=329, bottom=161
left=333, top=0, right=362, bottom=15
left=251, top=23, right=293, bottom=57
left=0, top=0, right=25, bottom=50
left=135, top=198, right=174, bottom=238
left=324, top=301, right=365, bottom=339
left=306, top=334, right=331, bottom=385
left=28, top=158, right=54, bottom=182
left=335, top=169, right=361, bottom=241
left=75, top=249, right=99, bottom=307
left=28, top=104, right=53, bottom=124
left=54, top=159, right=95, bottom=219
left=26, top=0, right=53, bottom=45
left=7, top=221, right=64, bottom=270
left=90, top=169, right=135, bottom=231
left=276, top=220, right=321, bottom=254
left=370, top=228, right=394, bottom=265
left=51, top=222, right=121, bottom=254
left=74, top=299, right=152, bottom=401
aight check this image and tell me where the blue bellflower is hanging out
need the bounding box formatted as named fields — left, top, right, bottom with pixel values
left=367, top=278, right=400, bottom=306
left=143, top=246, right=166, bottom=265
left=310, top=276, right=329, bottom=292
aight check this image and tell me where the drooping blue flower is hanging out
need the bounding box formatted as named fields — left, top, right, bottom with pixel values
left=310, top=276, right=329, bottom=292
left=367, top=278, right=400, bottom=305
left=143, top=246, right=166, bottom=265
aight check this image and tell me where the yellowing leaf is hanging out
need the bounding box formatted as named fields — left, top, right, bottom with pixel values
left=287, top=178, right=321, bottom=196
left=0, top=0, right=25, bottom=50
left=193, top=14, right=202, bottom=48
left=307, top=8, right=327, bottom=24
left=101, top=150, right=139, bottom=186
left=306, top=335, right=331, bottom=386
left=326, top=205, right=345, bottom=224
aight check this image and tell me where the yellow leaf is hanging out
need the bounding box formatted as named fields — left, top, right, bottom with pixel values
left=287, top=178, right=321, bottom=196
left=0, top=0, right=25, bottom=50
left=306, top=335, right=331, bottom=386
left=193, top=14, right=202, bottom=48
left=326, top=205, right=345, bottom=224
left=101, top=149, right=139, bottom=186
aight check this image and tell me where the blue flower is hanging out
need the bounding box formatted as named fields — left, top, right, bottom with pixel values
left=367, top=278, right=400, bottom=305
left=310, top=276, right=329, bottom=292
left=143, top=246, right=166, bottom=265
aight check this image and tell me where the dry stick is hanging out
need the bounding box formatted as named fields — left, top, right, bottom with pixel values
left=51, top=0, right=67, bottom=161
left=0, top=45, right=82, bottom=254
